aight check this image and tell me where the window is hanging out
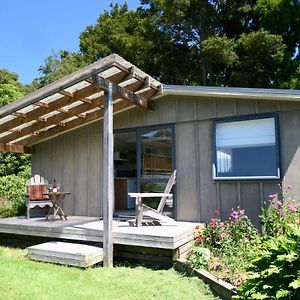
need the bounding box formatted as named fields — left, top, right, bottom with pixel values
left=213, top=115, right=280, bottom=179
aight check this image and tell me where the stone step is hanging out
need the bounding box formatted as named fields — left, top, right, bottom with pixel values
left=27, top=241, right=103, bottom=268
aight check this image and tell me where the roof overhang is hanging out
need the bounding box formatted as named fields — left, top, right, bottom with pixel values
left=158, top=85, right=300, bottom=102
left=0, top=54, right=162, bottom=153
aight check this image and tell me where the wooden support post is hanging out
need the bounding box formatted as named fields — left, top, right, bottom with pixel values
left=103, top=81, right=114, bottom=267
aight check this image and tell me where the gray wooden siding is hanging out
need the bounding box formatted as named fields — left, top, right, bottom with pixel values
left=32, top=95, right=300, bottom=226
left=33, top=127, right=103, bottom=218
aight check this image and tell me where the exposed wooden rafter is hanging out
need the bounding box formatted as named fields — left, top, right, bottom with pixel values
left=16, top=101, right=132, bottom=146
left=58, top=90, right=73, bottom=98
left=0, top=95, right=106, bottom=144
left=0, top=54, right=162, bottom=151
left=0, top=84, right=99, bottom=135
left=92, top=75, right=153, bottom=111
left=0, top=143, right=31, bottom=154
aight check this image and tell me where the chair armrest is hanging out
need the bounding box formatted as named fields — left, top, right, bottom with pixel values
left=128, top=193, right=172, bottom=198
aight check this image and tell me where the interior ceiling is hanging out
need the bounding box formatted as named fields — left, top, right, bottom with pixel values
left=0, top=54, right=162, bottom=153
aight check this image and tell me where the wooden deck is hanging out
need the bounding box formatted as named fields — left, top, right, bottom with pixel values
left=0, top=216, right=196, bottom=262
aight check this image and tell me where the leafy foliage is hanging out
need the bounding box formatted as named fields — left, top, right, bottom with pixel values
left=0, top=69, right=32, bottom=185
left=261, top=185, right=300, bottom=236
left=189, top=187, right=300, bottom=296
left=237, top=226, right=300, bottom=299
left=33, top=50, right=88, bottom=88
left=0, top=69, right=27, bottom=106
left=189, top=208, right=259, bottom=285
left=33, top=0, right=298, bottom=88
left=0, top=175, right=26, bottom=217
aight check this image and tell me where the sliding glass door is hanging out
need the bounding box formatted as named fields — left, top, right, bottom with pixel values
left=114, top=124, right=176, bottom=215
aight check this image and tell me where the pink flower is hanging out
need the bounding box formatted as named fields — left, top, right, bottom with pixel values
left=195, top=225, right=200, bottom=231
left=280, top=209, right=286, bottom=217
left=196, top=235, right=203, bottom=243
left=220, top=232, right=227, bottom=239
left=230, top=211, right=239, bottom=220
left=288, top=185, right=293, bottom=190
left=277, top=201, right=283, bottom=207
left=268, top=194, right=277, bottom=200
left=288, top=203, right=297, bottom=213
left=277, top=183, right=282, bottom=189
left=239, top=209, right=245, bottom=216
left=219, top=222, right=224, bottom=227
left=209, top=218, right=216, bottom=227
left=213, top=210, right=219, bottom=216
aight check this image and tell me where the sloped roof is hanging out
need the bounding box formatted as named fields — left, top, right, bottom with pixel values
left=0, top=54, right=162, bottom=153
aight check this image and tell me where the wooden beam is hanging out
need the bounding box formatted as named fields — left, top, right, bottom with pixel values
left=0, top=54, right=119, bottom=119
left=0, top=95, right=105, bottom=144
left=92, top=75, right=153, bottom=111
left=0, top=143, right=31, bottom=153
left=0, top=84, right=99, bottom=135
left=102, top=81, right=114, bottom=267
left=11, top=112, right=26, bottom=118
left=14, top=101, right=132, bottom=146
left=58, top=90, right=73, bottom=98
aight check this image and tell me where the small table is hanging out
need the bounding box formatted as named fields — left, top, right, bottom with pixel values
left=45, top=192, right=70, bottom=222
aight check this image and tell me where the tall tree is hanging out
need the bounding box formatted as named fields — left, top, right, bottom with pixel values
left=0, top=69, right=31, bottom=178
left=34, top=0, right=299, bottom=88
left=0, top=69, right=26, bottom=106
left=33, top=50, right=88, bottom=88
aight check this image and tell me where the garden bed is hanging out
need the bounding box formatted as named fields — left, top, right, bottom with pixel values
left=187, top=185, right=300, bottom=299
left=174, top=259, right=238, bottom=300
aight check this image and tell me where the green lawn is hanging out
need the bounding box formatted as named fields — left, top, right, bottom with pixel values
left=0, top=246, right=219, bottom=300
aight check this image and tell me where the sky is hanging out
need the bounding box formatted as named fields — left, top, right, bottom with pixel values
left=0, top=0, right=140, bottom=84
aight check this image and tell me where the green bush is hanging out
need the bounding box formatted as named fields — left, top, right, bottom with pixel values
left=0, top=175, right=26, bottom=217
left=189, top=208, right=259, bottom=285
left=237, top=225, right=300, bottom=299
left=261, top=185, right=300, bottom=236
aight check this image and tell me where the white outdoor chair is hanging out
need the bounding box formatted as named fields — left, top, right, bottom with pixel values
left=128, top=170, right=177, bottom=227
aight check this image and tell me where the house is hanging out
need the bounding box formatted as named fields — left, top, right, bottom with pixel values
left=1, top=54, right=300, bottom=227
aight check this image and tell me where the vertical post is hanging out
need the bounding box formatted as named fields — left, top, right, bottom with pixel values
left=103, top=81, right=114, bottom=267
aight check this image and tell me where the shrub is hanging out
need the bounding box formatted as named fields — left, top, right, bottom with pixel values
left=189, top=208, right=259, bottom=284
left=261, top=184, right=300, bottom=236
left=0, top=175, right=26, bottom=217
left=237, top=225, right=300, bottom=299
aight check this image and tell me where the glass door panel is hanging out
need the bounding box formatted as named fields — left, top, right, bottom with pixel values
left=140, top=127, right=173, bottom=178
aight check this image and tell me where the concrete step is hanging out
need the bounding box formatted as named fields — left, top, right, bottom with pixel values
left=27, top=241, right=103, bottom=268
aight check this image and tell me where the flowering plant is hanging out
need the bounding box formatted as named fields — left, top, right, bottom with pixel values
left=189, top=208, right=258, bottom=285
left=261, top=184, right=300, bottom=236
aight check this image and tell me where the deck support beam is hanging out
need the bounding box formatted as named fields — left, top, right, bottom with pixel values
left=102, top=81, right=114, bottom=267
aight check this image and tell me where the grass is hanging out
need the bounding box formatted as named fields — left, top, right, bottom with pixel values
left=0, top=246, right=220, bottom=300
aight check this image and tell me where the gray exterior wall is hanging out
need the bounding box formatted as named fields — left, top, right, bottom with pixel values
left=32, top=95, right=300, bottom=225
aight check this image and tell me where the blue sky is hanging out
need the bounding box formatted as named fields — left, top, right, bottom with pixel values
left=0, top=1, right=140, bottom=84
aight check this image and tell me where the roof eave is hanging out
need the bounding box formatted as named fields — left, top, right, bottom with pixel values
left=154, top=85, right=300, bottom=102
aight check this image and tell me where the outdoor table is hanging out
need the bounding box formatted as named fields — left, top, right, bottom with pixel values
left=45, top=192, right=70, bottom=222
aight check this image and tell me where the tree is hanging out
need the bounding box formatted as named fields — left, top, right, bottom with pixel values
left=33, top=50, right=88, bottom=88
left=0, top=69, right=26, bottom=106
left=0, top=69, right=31, bottom=178
left=201, top=35, right=238, bottom=86
left=33, top=0, right=299, bottom=88
left=79, top=3, right=190, bottom=84
left=231, top=30, right=286, bottom=87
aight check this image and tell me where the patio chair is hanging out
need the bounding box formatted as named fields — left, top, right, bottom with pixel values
left=128, top=170, right=177, bottom=227
left=26, top=174, right=52, bottom=219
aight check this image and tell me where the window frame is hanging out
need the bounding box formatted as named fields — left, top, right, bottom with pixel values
left=212, top=113, right=281, bottom=180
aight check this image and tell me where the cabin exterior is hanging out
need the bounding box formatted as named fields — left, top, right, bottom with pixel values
left=31, top=86, right=300, bottom=226
left=1, top=54, right=300, bottom=227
